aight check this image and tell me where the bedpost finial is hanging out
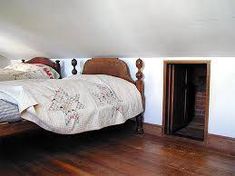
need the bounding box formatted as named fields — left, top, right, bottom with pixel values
left=136, top=58, right=143, bottom=80
left=136, top=58, right=143, bottom=69
left=55, top=60, right=61, bottom=78
left=55, top=60, right=60, bottom=64
left=22, top=59, right=25, bottom=63
left=71, top=59, right=78, bottom=75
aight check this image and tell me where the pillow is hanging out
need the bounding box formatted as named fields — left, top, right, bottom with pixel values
left=5, top=63, right=60, bottom=79
left=34, top=64, right=60, bottom=79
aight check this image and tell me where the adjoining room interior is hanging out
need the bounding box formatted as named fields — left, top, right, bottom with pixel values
left=163, top=62, right=209, bottom=141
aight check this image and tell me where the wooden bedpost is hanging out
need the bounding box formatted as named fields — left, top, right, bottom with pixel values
left=22, top=59, right=25, bottom=63
left=136, top=58, right=144, bottom=134
left=55, top=60, right=61, bottom=78
left=71, top=59, right=78, bottom=75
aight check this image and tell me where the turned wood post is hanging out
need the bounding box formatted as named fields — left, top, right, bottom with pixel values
left=22, top=59, right=25, bottom=63
left=135, top=58, right=144, bottom=134
left=55, top=60, right=61, bottom=78
left=71, top=59, right=78, bottom=75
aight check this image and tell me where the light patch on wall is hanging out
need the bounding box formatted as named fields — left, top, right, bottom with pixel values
left=0, top=34, right=42, bottom=58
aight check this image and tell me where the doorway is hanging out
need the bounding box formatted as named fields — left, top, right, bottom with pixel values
left=163, top=61, right=210, bottom=142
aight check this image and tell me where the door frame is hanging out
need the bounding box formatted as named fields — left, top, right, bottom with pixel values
left=162, top=60, right=211, bottom=144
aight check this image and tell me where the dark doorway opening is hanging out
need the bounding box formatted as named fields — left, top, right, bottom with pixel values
left=163, top=61, right=210, bottom=141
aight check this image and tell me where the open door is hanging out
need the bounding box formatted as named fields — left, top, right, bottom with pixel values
left=164, top=61, right=210, bottom=141
left=171, top=65, right=187, bottom=133
left=168, top=65, right=191, bottom=133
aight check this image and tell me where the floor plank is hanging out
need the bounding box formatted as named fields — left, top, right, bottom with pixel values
left=0, top=121, right=234, bottom=176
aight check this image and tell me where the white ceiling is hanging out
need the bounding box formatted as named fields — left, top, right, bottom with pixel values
left=0, top=0, right=235, bottom=59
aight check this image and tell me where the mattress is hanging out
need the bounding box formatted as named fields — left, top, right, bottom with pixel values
left=0, top=99, right=21, bottom=123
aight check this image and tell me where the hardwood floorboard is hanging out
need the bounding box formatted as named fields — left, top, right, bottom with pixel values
left=0, top=121, right=234, bottom=176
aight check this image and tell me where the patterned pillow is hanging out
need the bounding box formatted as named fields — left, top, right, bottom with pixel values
left=5, top=63, right=60, bottom=79
left=34, top=64, right=60, bottom=79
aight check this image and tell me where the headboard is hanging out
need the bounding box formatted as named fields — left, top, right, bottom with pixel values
left=71, top=58, right=144, bottom=99
left=83, top=58, right=134, bottom=83
left=22, top=57, right=61, bottom=78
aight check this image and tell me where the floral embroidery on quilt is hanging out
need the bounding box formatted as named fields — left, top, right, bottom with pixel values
left=48, top=88, right=85, bottom=125
left=89, top=83, right=123, bottom=116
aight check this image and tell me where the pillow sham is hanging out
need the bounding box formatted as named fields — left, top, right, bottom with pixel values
left=5, top=63, right=60, bottom=79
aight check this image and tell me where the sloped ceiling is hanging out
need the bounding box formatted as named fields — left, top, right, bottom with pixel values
left=0, top=0, right=235, bottom=59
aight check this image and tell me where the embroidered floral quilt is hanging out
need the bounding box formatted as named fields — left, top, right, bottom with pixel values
left=0, top=75, right=143, bottom=134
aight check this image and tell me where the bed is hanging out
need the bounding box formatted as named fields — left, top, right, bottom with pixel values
left=0, top=57, right=61, bottom=81
left=0, top=58, right=144, bottom=137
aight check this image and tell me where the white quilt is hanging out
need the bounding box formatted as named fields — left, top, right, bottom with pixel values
left=0, top=75, right=143, bottom=134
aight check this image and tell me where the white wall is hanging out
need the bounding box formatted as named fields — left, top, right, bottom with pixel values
left=0, top=55, right=10, bottom=68
left=0, top=0, right=235, bottom=59
left=55, top=57, right=235, bottom=138
left=208, top=58, right=235, bottom=137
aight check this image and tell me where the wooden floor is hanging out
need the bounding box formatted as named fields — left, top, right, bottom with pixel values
left=0, top=121, right=234, bottom=176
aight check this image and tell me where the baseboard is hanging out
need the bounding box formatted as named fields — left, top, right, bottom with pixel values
left=143, top=123, right=163, bottom=137
left=143, top=123, right=235, bottom=155
left=207, top=134, right=235, bottom=156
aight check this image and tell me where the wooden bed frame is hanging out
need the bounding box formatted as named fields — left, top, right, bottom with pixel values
left=22, top=57, right=61, bottom=78
left=0, top=58, right=144, bottom=137
left=71, top=58, right=145, bottom=134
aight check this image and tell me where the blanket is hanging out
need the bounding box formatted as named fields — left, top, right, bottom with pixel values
left=0, top=75, right=143, bottom=134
